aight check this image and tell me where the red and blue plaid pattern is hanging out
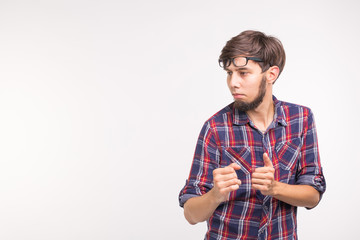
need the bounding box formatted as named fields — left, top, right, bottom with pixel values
left=179, top=96, right=326, bottom=240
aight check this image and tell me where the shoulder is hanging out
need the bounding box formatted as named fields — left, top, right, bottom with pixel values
left=197, top=103, right=234, bottom=136
left=275, top=99, right=317, bottom=134
left=204, top=103, right=234, bottom=126
left=277, top=99, right=313, bottom=118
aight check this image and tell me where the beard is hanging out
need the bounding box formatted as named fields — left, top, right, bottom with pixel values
left=234, top=75, right=267, bottom=112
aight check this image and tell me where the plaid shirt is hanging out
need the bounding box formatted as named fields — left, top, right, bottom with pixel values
left=179, top=96, right=326, bottom=240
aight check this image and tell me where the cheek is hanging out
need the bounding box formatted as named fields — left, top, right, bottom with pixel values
left=247, top=77, right=263, bottom=91
left=244, top=82, right=261, bottom=98
left=226, top=77, right=232, bottom=88
left=249, top=84, right=259, bottom=92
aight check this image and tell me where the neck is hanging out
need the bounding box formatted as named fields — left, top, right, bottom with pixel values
left=246, top=91, right=275, bottom=132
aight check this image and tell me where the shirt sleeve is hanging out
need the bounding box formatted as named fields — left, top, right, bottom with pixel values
left=178, top=121, right=220, bottom=207
left=296, top=109, right=326, bottom=202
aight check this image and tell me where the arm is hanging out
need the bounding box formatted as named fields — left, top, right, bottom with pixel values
left=184, top=188, right=220, bottom=225
left=184, top=163, right=241, bottom=225
left=180, top=122, right=242, bottom=224
left=252, top=153, right=320, bottom=208
left=271, top=182, right=320, bottom=208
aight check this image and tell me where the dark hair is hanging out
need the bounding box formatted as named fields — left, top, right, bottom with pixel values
left=219, top=30, right=286, bottom=80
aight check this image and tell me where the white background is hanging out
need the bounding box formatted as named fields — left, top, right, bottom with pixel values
left=0, top=0, right=359, bottom=239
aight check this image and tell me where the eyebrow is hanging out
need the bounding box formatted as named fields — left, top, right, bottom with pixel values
left=225, top=67, right=250, bottom=71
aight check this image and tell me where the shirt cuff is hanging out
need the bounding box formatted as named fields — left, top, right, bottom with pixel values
left=179, top=193, right=199, bottom=208
left=296, top=174, right=326, bottom=209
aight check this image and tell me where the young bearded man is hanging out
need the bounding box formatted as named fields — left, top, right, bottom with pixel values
left=178, top=30, right=326, bottom=240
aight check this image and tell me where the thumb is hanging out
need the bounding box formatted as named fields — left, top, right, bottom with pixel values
left=263, top=153, right=273, bottom=167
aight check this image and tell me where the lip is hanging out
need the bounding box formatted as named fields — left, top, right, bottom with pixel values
left=232, top=93, right=245, bottom=99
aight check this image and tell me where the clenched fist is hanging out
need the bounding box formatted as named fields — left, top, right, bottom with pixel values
left=251, top=153, right=276, bottom=195
left=211, top=163, right=242, bottom=203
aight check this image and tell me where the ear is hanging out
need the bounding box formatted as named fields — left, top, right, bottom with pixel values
left=266, top=66, right=280, bottom=84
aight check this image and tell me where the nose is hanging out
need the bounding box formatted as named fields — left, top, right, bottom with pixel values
left=228, top=73, right=242, bottom=89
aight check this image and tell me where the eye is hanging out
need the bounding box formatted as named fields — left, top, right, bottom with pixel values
left=239, top=71, right=248, bottom=76
left=226, top=71, right=233, bottom=76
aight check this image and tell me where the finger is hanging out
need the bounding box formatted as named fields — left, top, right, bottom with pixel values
left=251, top=178, right=272, bottom=185
left=229, top=163, right=241, bottom=170
left=213, top=172, right=238, bottom=182
left=214, top=163, right=241, bottom=175
left=213, top=166, right=235, bottom=176
left=252, top=172, right=267, bottom=179
left=252, top=172, right=274, bottom=181
left=252, top=183, right=268, bottom=192
left=263, top=153, right=273, bottom=167
left=220, top=184, right=240, bottom=194
left=218, top=178, right=242, bottom=188
left=253, top=167, right=275, bottom=174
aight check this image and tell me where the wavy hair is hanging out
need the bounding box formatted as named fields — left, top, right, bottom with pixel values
left=219, top=30, right=286, bottom=81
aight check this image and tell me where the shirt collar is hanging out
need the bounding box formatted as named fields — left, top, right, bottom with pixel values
left=273, top=96, right=288, bottom=127
left=232, top=95, right=288, bottom=127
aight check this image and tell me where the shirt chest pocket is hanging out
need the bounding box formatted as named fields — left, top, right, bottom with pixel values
left=275, top=138, right=302, bottom=182
left=222, top=146, right=252, bottom=175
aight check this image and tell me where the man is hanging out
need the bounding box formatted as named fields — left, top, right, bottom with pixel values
left=178, top=30, right=326, bottom=240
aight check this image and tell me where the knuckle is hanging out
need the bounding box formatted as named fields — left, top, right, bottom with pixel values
left=267, top=173, right=274, bottom=179
left=219, top=188, right=227, bottom=195
left=215, top=180, right=222, bottom=187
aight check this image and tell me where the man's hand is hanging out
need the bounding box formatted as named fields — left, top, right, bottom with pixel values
left=251, top=153, right=276, bottom=195
left=211, top=163, right=242, bottom=204
left=183, top=163, right=241, bottom=224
